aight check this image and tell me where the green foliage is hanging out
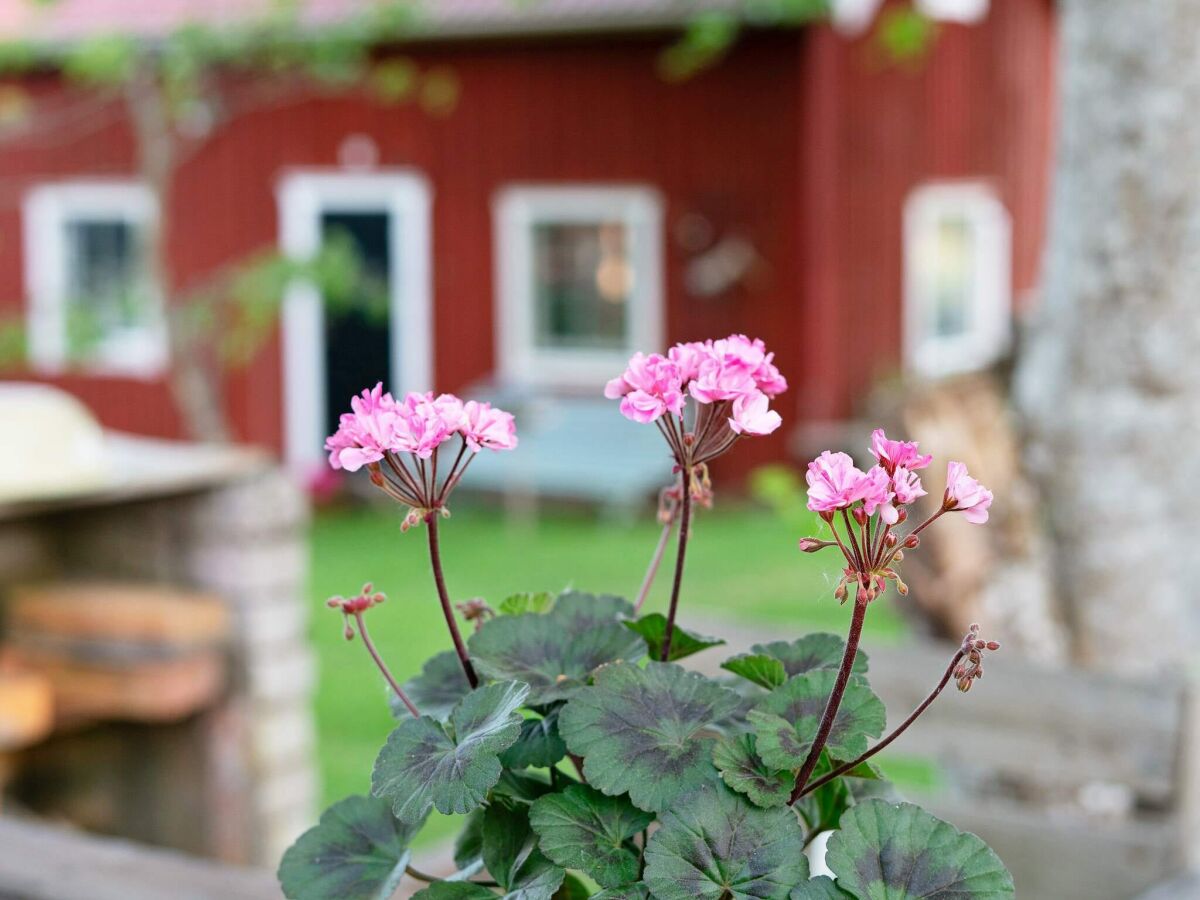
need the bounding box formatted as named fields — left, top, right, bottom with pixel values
left=711, top=732, right=791, bottom=808
left=498, top=592, right=555, bottom=616
left=643, top=782, right=809, bottom=900
left=826, top=801, right=1015, bottom=899
left=749, top=670, right=886, bottom=768
left=277, top=795, right=421, bottom=900
left=529, top=784, right=653, bottom=888
left=372, top=681, right=528, bottom=822
left=499, top=710, right=567, bottom=770
left=624, top=613, right=725, bottom=662
left=480, top=802, right=566, bottom=900
left=397, top=649, right=474, bottom=722
left=469, top=592, right=645, bottom=704
left=558, top=661, right=740, bottom=813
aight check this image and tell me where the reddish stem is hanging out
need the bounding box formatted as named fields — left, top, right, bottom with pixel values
left=425, top=514, right=480, bottom=688
left=634, top=519, right=675, bottom=614
left=797, top=647, right=966, bottom=798
left=354, top=611, right=419, bottom=718
left=660, top=465, right=693, bottom=662
left=789, top=595, right=868, bottom=804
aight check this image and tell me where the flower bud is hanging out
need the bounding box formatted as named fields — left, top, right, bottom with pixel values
left=343, top=624, right=355, bottom=641
left=891, top=550, right=904, bottom=562
left=904, top=535, right=920, bottom=549
left=798, top=537, right=826, bottom=553
left=895, top=507, right=908, bottom=523
left=885, top=532, right=899, bottom=548
left=986, top=640, right=1000, bottom=651
left=852, top=506, right=868, bottom=526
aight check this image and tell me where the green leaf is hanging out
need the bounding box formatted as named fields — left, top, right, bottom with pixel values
left=373, top=681, right=529, bottom=822
left=498, top=592, right=555, bottom=616
left=711, top=732, right=792, bottom=808
left=470, top=593, right=645, bottom=704
left=720, top=654, right=789, bottom=691
left=500, top=710, right=567, bottom=769
left=553, top=873, right=591, bottom=900
left=624, top=613, right=725, bottom=662
left=748, top=671, right=885, bottom=769
left=492, top=769, right=557, bottom=806
left=826, top=800, right=1014, bottom=899
left=413, top=885, right=498, bottom=900
left=559, top=661, right=740, bottom=813
left=277, top=795, right=422, bottom=900
left=590, top=886, right=650, bottom=900
left=454, top=809, right=485, bottom=871
left=529, top=785, right=654, bottom=888
left=790, top=877, right=853, bottom=899
left=482, top=803, right=566, bottom=900
left=643, top=782, right=809, bottom=900
left=399, top=650, right=473, bottom=721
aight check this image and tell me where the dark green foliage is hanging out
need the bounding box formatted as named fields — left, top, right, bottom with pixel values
left=643, top=782, right=809, bottom=900
left=469, top=592, right=646, bottom=704
left=723, top=634, right=869, bottom=691
left=825, top=801, right=1015, bottom=899
left=711, top=732, right=791, bottom=808
left=529, top=784, right=654, bottom=888
left=624, top=613, right=726, bottom=661
left=372, top=681, right=528, bottom=822
left=500, top=710, right=568, bottom=770
left=396, top=649, right=473, bottom=721
left=558, top=661, right=740, bottom=812
left=277, top=795, right=422, bottom=900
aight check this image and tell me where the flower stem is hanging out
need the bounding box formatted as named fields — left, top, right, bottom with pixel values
left=634, top=519, right=675, bottom=614
left=425, top=514, right=480, bottom=688
left=660, top=466, right=693, bottom=662
left=354, top=611, right=419, bottom=718
left=796, top=647, right=966, bottom=799
left=788, top=595, right=868, bottom=804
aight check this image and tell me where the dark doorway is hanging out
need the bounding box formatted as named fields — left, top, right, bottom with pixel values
left=321, top=211, right=391, bottom=436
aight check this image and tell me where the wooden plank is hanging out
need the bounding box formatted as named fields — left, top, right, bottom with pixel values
left=5, top=583, right=229, bottom=649
left=0, top=816, right=278, bottom=900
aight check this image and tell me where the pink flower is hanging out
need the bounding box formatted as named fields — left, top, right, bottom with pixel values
left=324, top=383, right=401, bottom=472
left=709, top=334, right=788, bottom=397
left=689, top=354, right=757, bottom=404
left=891, top=466, right=926, bottom=505
left=728, top=390, right=782, bottom=435
left=460, top=401, right=518, bottom=452
left=611, top=353, right=686, bottom=424
left=944, top=461, right=993, bottom=524
left=806, top=451, right=868, bottom=513
left=668, top=341, right=711, bottom=383
left=395, top=392, right=461, bottom=459
left=869, top=428, right=932, bottom=474
left=859, top=466, right=895, bottom=518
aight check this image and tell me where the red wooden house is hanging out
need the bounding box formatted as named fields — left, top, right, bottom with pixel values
left=0, top=0, right=1056, bottom=490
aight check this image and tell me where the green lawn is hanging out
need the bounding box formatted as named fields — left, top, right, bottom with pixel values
left=307, top=499, right=906, bottom=844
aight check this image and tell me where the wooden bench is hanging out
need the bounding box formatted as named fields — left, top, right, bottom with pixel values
left=691, top=619, right=1200, bottom=900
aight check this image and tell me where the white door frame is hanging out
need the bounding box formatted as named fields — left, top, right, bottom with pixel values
left=276, top=169, right=433, bottom=471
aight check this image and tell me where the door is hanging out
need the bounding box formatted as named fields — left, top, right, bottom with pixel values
left=278, top=171, right=432, bottom=471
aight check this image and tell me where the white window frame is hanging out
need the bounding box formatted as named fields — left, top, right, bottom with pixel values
left=903, top=181, right=1011, bottom=378
left=494, top=185, right=664, bottom=387
left=916, top=0, right=989, bottom=25
left=276, top=169, right=433, bottom=472
left=23, top=180, right=164, bottom=378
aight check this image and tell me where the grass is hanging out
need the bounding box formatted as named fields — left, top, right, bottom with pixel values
left=307, top=499, right=907, bottom=845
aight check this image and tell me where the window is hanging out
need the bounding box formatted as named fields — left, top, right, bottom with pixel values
left=903, top=182, right=1011, bottom=378
left=495, top=186, right=663, bottom=386
left=23, top=181, right=163, bottom=377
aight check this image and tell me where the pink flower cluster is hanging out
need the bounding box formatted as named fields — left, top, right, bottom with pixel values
left=604, top=335, right=787, bottom=436
left=325, top=383, right=517, bottom=473
left=806, top=429, right=991, bottom=525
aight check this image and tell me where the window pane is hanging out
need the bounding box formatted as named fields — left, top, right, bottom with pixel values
left=532, top=221, right=630, bottom=351
left=65, top=218, right=148, bottom=335
left=921, top=214, right=975, bottom=340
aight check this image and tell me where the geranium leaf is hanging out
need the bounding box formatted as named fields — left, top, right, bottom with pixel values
left=624, top=613, right=725, bottom=662
left=499, top=592, right=555, bottom=616
left=554, top=873, right=592, bottom=900
left=470, top=593, right=645, bottom=704
left=398, top=649, right=473, bottom=721
left=790, top=876, right=853, bottom=899
left=748, top=671, right=885, bottom=769
left=278, top=795, right=422, bottom=900
left=529, top=784, right=654, bottom=888
left=413, top=884, right=498, bottom=900
left=643, top=782, right=809, bottom=900
left=590, top=885, right=651, bottom=900
left=372, top=681, right=529, bottom=822
left=711, top=732, right=792, bottom=808
left=720, top=654, right=789, bottom=690
left=482, top=802, right=566, bottom=900
left=559, top=661, right=740, bottom=812
left=501, top=709, right=568, bottom=769
left=493, top=769, right=557, bottom=805
left=826, top=800, right=1014, bottom=899
left=753, top=634, right=868, bottom=678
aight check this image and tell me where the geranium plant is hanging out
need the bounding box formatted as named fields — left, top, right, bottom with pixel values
left=279, top=336, right=1014, bottom=900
